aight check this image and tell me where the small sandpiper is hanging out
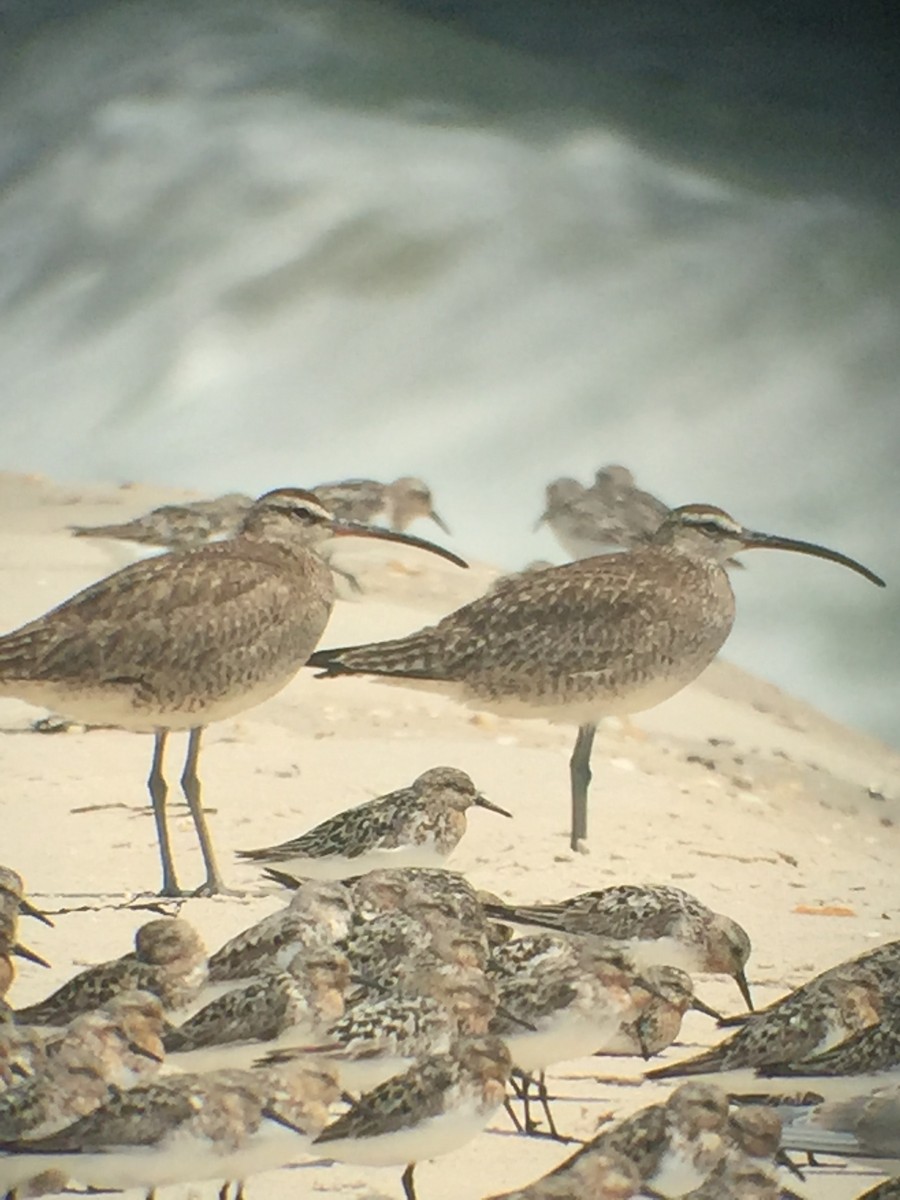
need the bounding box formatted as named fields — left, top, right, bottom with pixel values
left=205, top=881, right=356, bottom=987
left=69, top=492, right=254, bottom=551
left=536, top=466, right=670, bottom=559
left=0, top=991, right=165, bottom=1141
left=646, top=971, right=884, bottom=1093
left=484, top=1149, right=640, bottom=1200
left=0, top=1059, right=341, bottom=1195
left=484, top=884, right=754, bottom=1010
left=558, top=1081, right=732, bottom=1196
left=311, top=1034, right=511, bottom=1200
left=237, top=766, right=511, bottom=881
left=761, top=997, right=900, bottom=1102
left=14, top=918, right=206, bottom=1025
left=163, top=944, right=351, bottom=1072
left=263, top=959, right=497, bottom=1094
left=311, top=477, right=449, bottom=534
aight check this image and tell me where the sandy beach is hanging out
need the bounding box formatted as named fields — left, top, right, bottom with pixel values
left=2, top=472, right=899, bottom=1199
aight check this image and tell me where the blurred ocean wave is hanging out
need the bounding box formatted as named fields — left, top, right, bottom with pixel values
left=0, top=0, right=897, bottom=745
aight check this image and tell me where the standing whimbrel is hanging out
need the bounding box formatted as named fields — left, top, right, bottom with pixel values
left=0, top=489, right=465, bottom=896
left=308, top=505, right=884, bottom=851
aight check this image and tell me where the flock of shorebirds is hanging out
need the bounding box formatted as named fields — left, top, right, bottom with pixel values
left=0, top=466, right=895, bottom=1200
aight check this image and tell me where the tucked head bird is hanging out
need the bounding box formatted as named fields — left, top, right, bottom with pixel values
left=0, top=488, right=466, bottom=896
left=309, top=504, right=883, bottom=851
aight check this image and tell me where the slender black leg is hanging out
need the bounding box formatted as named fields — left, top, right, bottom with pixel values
left=504, top=1095, right=525, bottom=1133
left=536, top=1071, right=565, bottom=1141
left=569, top=722, right=596, bottom=850
left=180, top=726, right=226, bottom=895
left=217, top=1186, right=230, bottom=1200
left=401, top=1164, right=417, bottom=1200
left=147, top=731, right=181, bottom=896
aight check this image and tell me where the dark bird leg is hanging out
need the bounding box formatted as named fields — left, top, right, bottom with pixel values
left=148, top=731, right=181, bottom=897
left=504, top=1095, right=525, bottom=1133
left=569, top=723, right=596, bottom=850
left=401, top=1164, right=417, bottom=1200
left=180, top=727, right=226, bottom=895
left=535, top=1072, right=567, bottom=1141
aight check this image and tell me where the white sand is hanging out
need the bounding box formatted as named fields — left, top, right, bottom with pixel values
left=1, top=472, right=899, bottom=1199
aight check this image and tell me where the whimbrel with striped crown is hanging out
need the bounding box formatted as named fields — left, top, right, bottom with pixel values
left=0, top=489, right=465, bottom=896
left=308, top=504, right=884, bottom=851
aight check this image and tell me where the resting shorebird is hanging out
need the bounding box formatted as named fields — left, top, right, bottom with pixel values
left=237, top=766, right=511, bottom=881
left=537, top=466, right=670, bottom=559
left=69, top=493, right=253, bottom=551
left=311, top=477, right=449, bottom=534
left=309, top=504, right=884, bottom=850
left=0, top=488, right=465, bottom=895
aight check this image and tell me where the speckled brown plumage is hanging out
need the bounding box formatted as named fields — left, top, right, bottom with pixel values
left=0, top=488, right=464, bottom=895
left=310, top=505, right=882, bottom=851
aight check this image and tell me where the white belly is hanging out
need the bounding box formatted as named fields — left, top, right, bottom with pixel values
left=504, top=1010, right=625, bottom=1074
left=271, top=842, right=450, bottom=882
left=316, top=1101, right=493, bottom=1167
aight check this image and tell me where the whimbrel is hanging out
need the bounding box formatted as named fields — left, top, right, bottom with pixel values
left=308, top=504, right=884, bottom=851
left=311, top=476, right=449, bottom=533
left=0, top=489, right=465, bottom=895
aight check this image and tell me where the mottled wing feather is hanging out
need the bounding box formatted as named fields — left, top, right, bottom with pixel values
left=314, top=1055, right=455, bottom=1142
left=0, top=1085, right=198, bottom=1153
left=165, top=976, right=289, bottom=1051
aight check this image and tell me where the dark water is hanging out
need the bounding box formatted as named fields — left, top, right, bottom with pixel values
left=0, top=0, right=898, bottom=745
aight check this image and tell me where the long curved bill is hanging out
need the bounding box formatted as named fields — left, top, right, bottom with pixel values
left=741, top=529, right=885, bottom=587
left=330, top=520, right=468, bottom=569
left=475, top=794, right=513, bottom=818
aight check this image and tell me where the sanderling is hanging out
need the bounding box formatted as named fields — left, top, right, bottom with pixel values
left=238, top=767, right=510, bottom=881
left=0, top=933, right=50, bottom=1001
left=15, top=919, right=206, bottom=1025
left=0, top=868, right=53, bottom=931
left=483, top=884, right=753, bottom=1010
left=0, top=1058, right=340, bottom=1194
left=0, top=991, right=164, bottom=1141
left=560, top=1081, right=731, bottom=1196
left=676, top=1153, right=791, bottom=1200
left=205, top=881, right=355, bottom=985
left=312, top=1034, right=511, bottom=1200
left=310, top=477, right=449, bottom=534
left=601, top=964, right=722, bottom=1058
left=163, top=945, right=351, bottom=1071
left=69, top=492, right=254, bottom=551
left=647, top=972, right=884, bottom=1092
left=484, top=1149, right=640, bottom=1200
left=536, top=466, right=670, bottom=560
left=266, top=959, right=497, bottom=1094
